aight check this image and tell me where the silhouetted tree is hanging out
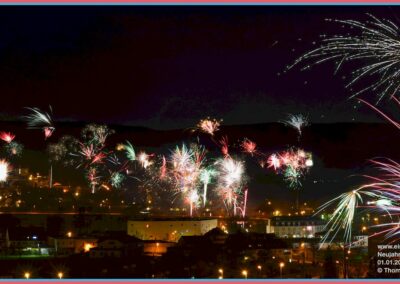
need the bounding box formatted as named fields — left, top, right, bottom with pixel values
left=323, top=247, right=337, bottom=278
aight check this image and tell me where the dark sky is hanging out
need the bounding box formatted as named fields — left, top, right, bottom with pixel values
left=1, top=6, right=400, bottom=129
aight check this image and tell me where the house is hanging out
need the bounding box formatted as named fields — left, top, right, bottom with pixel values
left=0, top=228, right=51, bottom=256
left=47, top=235, right=98, bottom=255
left=89, top=233, right=143, bottom=258
left=266, top=216, right=325, bottom=238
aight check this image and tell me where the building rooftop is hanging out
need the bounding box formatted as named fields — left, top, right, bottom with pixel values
left=270, top=215, right=325, bottom=226
left=128, top=217, right=218, bottom=222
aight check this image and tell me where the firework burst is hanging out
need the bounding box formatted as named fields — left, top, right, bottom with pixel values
left=25, top=106, right=55, bottom=139
left=241, top=138, right=257, bottom=156
left=267, top=153, right=282, bottom=170
left=170, top=144, right=201, bottom=193
left=267, top=148, right=313, bottom=189
left=283, top=114, right=309, bottom=137
left=316, top=157, right=400, bottom=247
left=196, top=118, right=222, bottom=136
left=138, top=152, right=153, bottom=169
left=110, top=172, right=125, bottom=189
left=355, top=158, right=400, bottom=240
left=290, top=14, right=400, bottom=102
left=316, top=189, right=365, bottom=247
left=5, top=141, right=23, bottom=157
left=47, top=136, right=79, bottom=166
left=215, top=156, right=245, bottom=215
left=81, top=124, right=114, bottom=146
left=0, top=132, right=15, bottom=144
left=123, top=141, right=136, bottom=161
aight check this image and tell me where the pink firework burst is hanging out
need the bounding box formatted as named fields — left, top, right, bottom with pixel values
left=241, top=138, right=257, bottom=156
left=80, top=144, right=95, bottom=160
left=44, top=127, right=55, bottom=139
left=0, top=132, right=15, bottom=144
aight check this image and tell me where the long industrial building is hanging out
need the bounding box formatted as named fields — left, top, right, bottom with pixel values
left=127, top=218, right=218, bottom=242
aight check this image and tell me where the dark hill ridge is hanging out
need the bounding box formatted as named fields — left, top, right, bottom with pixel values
left=0, top=121, right=399, bottom=169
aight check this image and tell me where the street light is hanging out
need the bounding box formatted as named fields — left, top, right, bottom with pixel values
left=218, top=268, right=223, bottom=279
left=24, top=272, right=30, bottom=279
left=242, top=270, right=248, bottom=279
left=279, top=262, right=285, bottom=278
left=256, top=265, right=262, bottom=277
left=57, top=272, right=63, bottom=279
left=155, top=242, right=160, bottom=256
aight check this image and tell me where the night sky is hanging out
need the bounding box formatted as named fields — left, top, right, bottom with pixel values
left=1, top=6, right=400, bottom=129
left=2, top=5, right=400, bottom=207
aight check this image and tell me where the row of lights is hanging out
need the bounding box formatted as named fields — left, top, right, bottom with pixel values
left=217, top=262, right=285, bottom=279
left=24, top=272, right=63, bottom=279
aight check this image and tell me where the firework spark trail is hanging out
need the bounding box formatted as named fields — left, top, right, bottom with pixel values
left=219, top=136, right=230, bottom=157
left=316, top=157, right=400, bottom=247
left=345, top=99, right=400, bottom=241
left=353, top=158, right=400, bottom=240
left=316, top=189, right=365, bottom=248
left=87, top=167, right=100, bottom=194
left=0, top=160, right=9, bottom=182
left=91, top=152, right=107, bottom=165
left=289, top=14, right=400, bottom=102
left=283, top=114, right=309, bottom=137
left=123, top=141, right=136, bottom=161
left=160, top=156, right=167, bottom=179
left=0, top=132, right=15, bottom=144
left=25, top=106, right=55, bottom=139
left=242, top=188, right=248, bottom=218
left=200, top=168, right=216, bottom=207
left=107, top=153, right=121, bottom=166
left=359, top=98, right=400, bottom=129
left=186, top=189, right=200, bottom=217
left=308, top=89, right=400, bottom=246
